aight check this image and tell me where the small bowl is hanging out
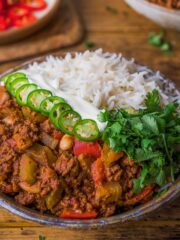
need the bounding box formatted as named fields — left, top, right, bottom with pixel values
left=124, top=0, right=180, bottom=31
left=0, top=0, right=62, bottom=44
left=0, top=53, right=180, bottom=228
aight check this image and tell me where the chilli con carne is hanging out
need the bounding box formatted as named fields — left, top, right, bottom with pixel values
left=0, top=72, right=157, bottom=219
left=0, top=71, right=179, bottom=219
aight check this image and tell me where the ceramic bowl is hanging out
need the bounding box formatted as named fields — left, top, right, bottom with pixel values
left=0, top=0, right=62, bottom=44
left=0, top=54, right=179, bottom=228
left=124, top=0, right=180, bottom=31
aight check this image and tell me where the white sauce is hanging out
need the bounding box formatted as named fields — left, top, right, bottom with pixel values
left=21, top=71, right=107, bottom=131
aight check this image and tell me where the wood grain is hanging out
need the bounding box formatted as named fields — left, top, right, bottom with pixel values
left=0, top=0, right=179, bottom=239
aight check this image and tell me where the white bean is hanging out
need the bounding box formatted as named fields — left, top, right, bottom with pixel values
left=59, top=134, right=74, bottom=151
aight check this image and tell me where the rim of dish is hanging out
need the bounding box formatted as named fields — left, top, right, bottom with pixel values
left=0, top=179, right=179, bottom=228
left=127, top=0, right=180, bottom=14
left=0, top=53, right=179, bottom=228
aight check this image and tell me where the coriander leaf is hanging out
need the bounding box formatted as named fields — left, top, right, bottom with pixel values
left=142, top=115, right=159, bottom=135
left=175, top=125, right=180, bottom=133
left=134, top=149, right=162, bottom=162
left=148, top=31, right=172, bottom=53
left=148, top=32, right=163, bottom=46
left=133, top=178, right=142, bottom=194
left=39, top=236, right=46, bottom=240
left=154, top=115, right=166, bottom=133
left=130, top=117, right=143, bottom=134
left=84, top=41, right=95, bottom=49
left=109, top=137, right=117, bottom=149
left=160, top=42, right=171, bottom=52
left=156, top=169, right=166, bottom=186
left=110, top=122, right=122, bottom=136
left=133, top=164, right=148, bottom=193
left=167, top=136, right=180, bottom=145
left=155, top=189, right=168, bottom=199
left=145, top=89, right=160, bottom=112
left=162, top=133, right=175, bottom=181
left=99, top=90, right=180, bottom=193
left=98, top=110, right=109, bottom=122
left=161, top=102, right=179, bottom=119
left=141, top=138, right=155, bottom=149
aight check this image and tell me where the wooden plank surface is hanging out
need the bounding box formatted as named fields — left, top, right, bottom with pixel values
left=0, top=0, right=179, bottom=239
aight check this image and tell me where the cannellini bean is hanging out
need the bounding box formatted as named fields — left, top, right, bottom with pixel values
left=59, top=135, right=74, bottom=151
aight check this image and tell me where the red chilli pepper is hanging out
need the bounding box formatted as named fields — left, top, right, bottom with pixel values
left=13, top=13, right=36, bottom=27
left=73, top=140, right=101, bottom=159
left=60, top=211, right=97, bottom=219
left=0, top=0, right=7, bottom=12
left=0, top=15, right=12, bottom=31
left=20, top=0, right=47, bottom=11
left=9, top=4, right=31, bottom=19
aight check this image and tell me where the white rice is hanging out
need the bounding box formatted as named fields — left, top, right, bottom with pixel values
left=23, top=49, right=179, bottom=110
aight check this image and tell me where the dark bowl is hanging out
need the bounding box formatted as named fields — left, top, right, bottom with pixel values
left=0, top=54, right=179, bottom=228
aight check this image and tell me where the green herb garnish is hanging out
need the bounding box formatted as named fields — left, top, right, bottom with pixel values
left=99, top=90, right=180, bottom=193
left=84, top=41, right=95, bottom=49
left=39, top=236, right=46, bottom=240
left=148, top=31, right=171, bottom=53
left=106, top=6, right=119, bottom=14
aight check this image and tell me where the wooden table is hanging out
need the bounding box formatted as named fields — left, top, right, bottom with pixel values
left=0, top=0, right=179, bottom=239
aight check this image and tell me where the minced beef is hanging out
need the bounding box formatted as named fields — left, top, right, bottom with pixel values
left=0, top=86, right=154, bottom=219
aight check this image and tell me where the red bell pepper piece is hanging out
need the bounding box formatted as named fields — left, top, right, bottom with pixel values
left=73, top=140, right=101, bottom=159
left=20, top=0, right=47, bottom=11
left=91, top=157, right=106, bottom=185
left=60, top=210, right=97, bottom=219
left=13, top=13, right=36, bottom=27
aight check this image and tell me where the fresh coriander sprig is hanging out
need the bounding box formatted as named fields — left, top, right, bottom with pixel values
left=99, top=90, right=180, bottom=193
left=148, top=31, right=172, bottom=53
left=84, top=41, right=95, bottom=49
left=39, top=236, right=46, bottom=240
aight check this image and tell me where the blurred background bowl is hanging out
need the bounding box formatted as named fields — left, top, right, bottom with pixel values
left=0, top=0, right=62, bottom=45
left=124, top=0, right=180, bottom=31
